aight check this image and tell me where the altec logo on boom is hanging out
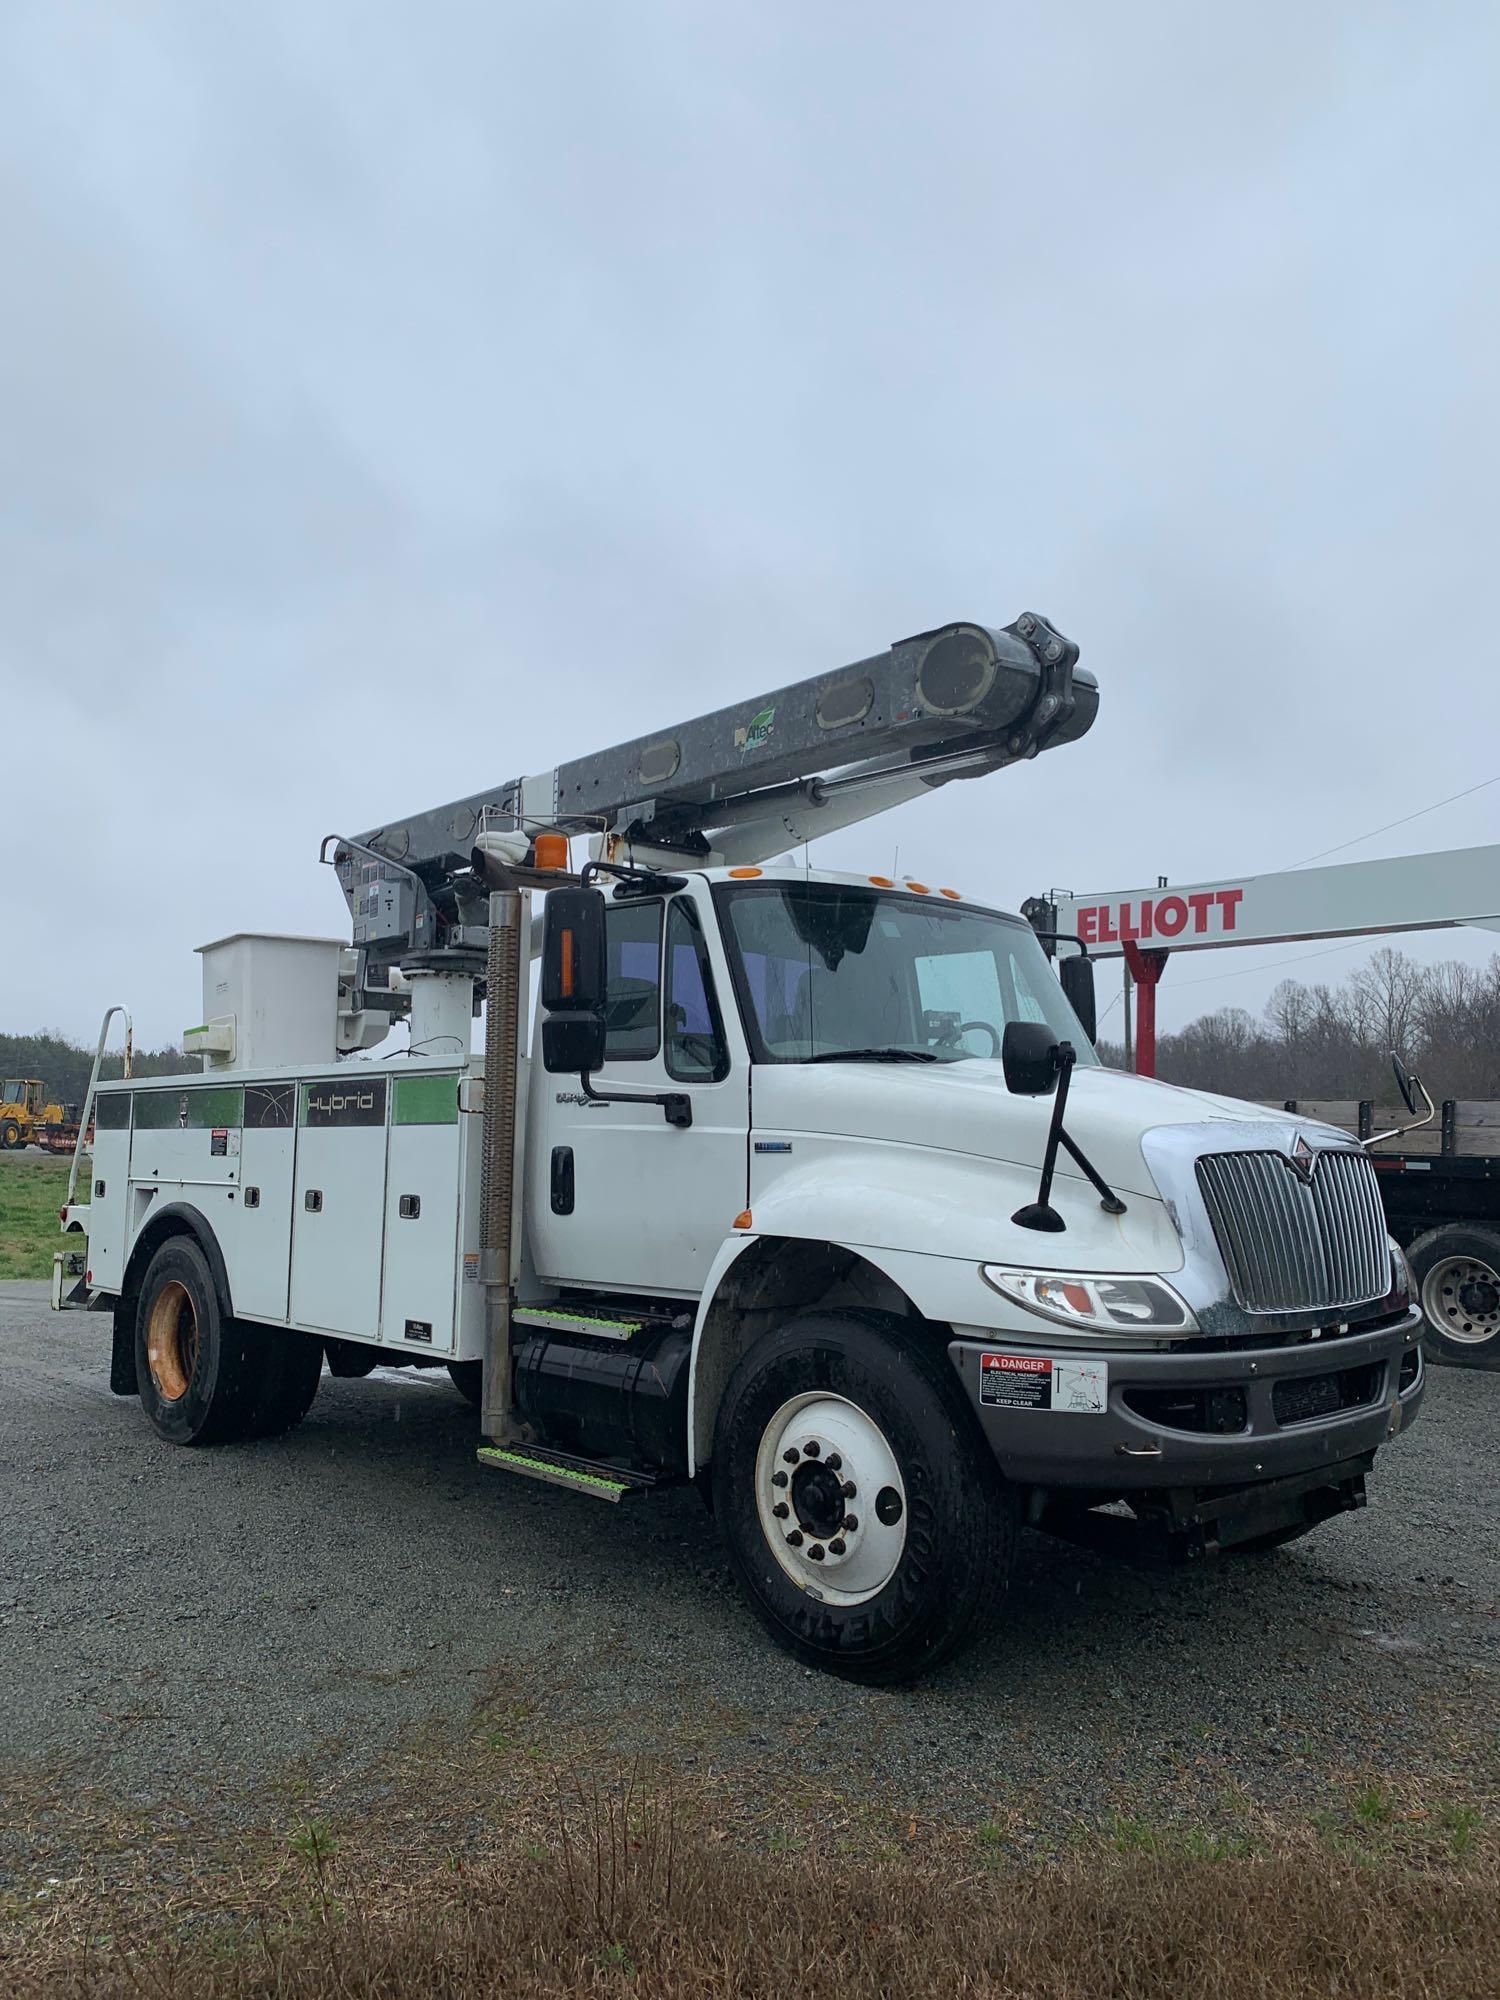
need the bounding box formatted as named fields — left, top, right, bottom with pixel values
left=1074, top=885, right=1244, bottom=947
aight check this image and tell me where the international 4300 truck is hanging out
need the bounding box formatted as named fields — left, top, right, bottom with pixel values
left=54, top=615, right=1424, bottom=1680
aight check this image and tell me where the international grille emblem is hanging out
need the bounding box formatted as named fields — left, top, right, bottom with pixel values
left=1285, top=1134, right=1317, bottom=1185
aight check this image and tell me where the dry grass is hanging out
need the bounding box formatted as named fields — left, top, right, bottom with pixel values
left=4, top=1757, right=1495, bottom=2000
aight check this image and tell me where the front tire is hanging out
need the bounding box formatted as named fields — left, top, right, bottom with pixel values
left=1410, top=1224, right=1500, bottom=1369
left=0, top=1119, right=21, bottom=1150
left=711, top=1311, right=1017, bottom=1684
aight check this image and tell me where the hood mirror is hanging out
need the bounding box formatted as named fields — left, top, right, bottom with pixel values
left=1002, top=1021, right=1062, bottom=1097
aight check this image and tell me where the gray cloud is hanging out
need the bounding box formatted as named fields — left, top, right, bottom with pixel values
left=4, top=1, right=1496, bottom=1047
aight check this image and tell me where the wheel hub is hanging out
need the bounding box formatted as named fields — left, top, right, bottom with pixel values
left=754, top=1392, right=907, bottom=1606
left=1422, top=1255, right=1500, bottom=1346
left=146, top=1279, right=199, bottom=1402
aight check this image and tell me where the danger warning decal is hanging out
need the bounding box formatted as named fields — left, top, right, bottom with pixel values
left=980, top=1353, right=1108, bottom=1414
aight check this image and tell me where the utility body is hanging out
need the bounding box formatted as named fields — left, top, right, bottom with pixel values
left=56, top=615, right=1425, bottom=1679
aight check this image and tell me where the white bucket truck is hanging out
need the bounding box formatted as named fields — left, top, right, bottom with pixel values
left=56, top=615, right=1424, bottom=1680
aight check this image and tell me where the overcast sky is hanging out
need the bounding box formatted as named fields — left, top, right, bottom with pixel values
left=5, top=1, right=1497, bottom=1052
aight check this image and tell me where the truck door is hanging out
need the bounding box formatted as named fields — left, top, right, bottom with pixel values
left=528, top=890, right=748, bottom=1298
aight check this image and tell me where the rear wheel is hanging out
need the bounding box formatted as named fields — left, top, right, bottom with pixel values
left=447, top=1360, right=483, bottom=1407
left=243, top=1330, right=324, bottom=1438
left=135, top=1237, right=256, bottom=1444
left=1410, top=1225, right=1500, bottom=1369
left=711, top=1311, right=1017, bottom=1683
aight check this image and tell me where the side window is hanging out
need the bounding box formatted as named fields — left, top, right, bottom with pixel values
left=603, top=900, right=662, bottom=1062
left=665, top=900, right=729, bottom=1081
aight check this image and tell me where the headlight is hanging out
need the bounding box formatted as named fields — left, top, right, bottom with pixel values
left=980, top=1266, right=1196, bottom=1334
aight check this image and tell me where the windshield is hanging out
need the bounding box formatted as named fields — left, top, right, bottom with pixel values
left=714, top=881, right=1097, bottom=1065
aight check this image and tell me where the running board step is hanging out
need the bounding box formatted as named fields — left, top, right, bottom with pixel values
left=476, top=1444, right=651, bottom=1502
left=511, top=1302, right=691, bottom=1344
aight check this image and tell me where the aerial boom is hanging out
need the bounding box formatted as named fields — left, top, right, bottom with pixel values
left=334, top=613, right=1095, bottom=972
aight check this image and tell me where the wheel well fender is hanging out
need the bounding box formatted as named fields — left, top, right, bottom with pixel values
left=687, top=1235, right=920, bottom=1476
left=120, top=1202, right=234, bottom=1324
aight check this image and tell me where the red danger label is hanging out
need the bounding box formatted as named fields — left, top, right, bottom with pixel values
left=980, top=1352, right=1108, bottom=1416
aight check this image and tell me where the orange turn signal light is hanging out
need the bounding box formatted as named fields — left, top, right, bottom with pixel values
left=533, top=832, right=569, bottom=871
left=733, top=1209, right=754, bottom=1230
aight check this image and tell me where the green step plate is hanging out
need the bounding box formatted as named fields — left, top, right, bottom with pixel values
left=477, top=1445, right=634, bottom=1502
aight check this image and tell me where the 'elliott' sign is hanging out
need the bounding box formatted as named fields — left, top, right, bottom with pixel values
left=1047, top=844, right=1500, bottom=962
left=1072, top=886, right=1244, bottom=948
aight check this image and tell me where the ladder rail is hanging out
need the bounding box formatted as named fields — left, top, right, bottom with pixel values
left=66, top=1005, right=133, bottom=1208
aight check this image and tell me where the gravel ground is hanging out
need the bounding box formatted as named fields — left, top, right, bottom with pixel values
left=2, top=1279, right=1496, bottom=1848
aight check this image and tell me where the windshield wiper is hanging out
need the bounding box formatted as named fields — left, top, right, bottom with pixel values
left=803, top=1048, right=941, bottom=1064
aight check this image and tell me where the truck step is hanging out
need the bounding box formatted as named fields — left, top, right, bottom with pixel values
left=512, top=1302, right=689, bottom=1344
left=476, top=1443, right=651, bottom=1502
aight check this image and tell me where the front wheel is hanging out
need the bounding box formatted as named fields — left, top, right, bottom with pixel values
left=0, top=1119, right=21, bottom=1150
left=711, top=1311, right=1017, bottom=1683
left=1410, top=1224, right=1500, bottom=1369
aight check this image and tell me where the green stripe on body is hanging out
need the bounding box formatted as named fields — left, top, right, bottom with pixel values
left=133, top=1086, right=245, bottom=1130
left=393, top=1074, right=461, bottom=1125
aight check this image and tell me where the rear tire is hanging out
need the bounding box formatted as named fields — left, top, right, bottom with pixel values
left=1409, top=1224, right=1500, bottom=1369
left=711, top=1311, right=1017, bottom=1684
left=447, top=1359, right=483, bottom=1407
left=242, top=1330, right=323, bottom=1439
left=134, top=1237, right=256, bottom=1445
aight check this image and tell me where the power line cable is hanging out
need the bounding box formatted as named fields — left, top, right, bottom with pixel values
left=1288, top=773, right=1500, bottom=869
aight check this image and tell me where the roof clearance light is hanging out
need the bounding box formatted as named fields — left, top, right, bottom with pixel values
left=940, top=888, right=962, bottom=900
left=868, top=875, right=895, bottom=888
left=728, top=867, right=763, bottom=878
left=906, top=881, right=930, bottom=894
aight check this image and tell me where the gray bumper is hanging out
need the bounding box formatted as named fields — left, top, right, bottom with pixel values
left=947, top=1306, right=1425, bottom=1492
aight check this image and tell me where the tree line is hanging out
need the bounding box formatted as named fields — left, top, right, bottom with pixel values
left=0, top=1031, right=190, bottom=1111
left=1098, top=947, right=1500, bottom=1103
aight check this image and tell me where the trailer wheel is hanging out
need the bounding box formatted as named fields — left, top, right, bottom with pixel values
left=134, top=1236, right=256, bottom=1444
left=0, top=1119, right=21, bottom=1150
left=1409, top=1224, right=1500, bottom=1369
left=711, top=1311, right=1017, bottom=1684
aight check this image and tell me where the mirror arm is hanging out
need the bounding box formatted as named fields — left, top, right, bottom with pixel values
left=1012, top=1044, right=1127, bottom=1231
left=1012, top=1046, right=1075, bottom=1233
left=1056, top=1130, right=1128, bottom=1215
left=580, top=1072, right=693, bottom=1129
left=1366, top=1073, right=1436, bottom=1150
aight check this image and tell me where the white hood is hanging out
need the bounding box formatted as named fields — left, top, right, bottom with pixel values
left=751, top=1059, right=1334, bottom=1203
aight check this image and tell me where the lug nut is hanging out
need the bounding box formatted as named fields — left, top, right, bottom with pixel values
left=843, top=1514, right=858, bottom=1533
left=825, top=1453, right=842, bottom=1472
left=840, top=1480, right=856, bottom=1500
left=772, top=1470, right=788, bottom=1488
left=828, top=1538, right=846, bottom=1556
left=804, top=1440, right=821, bottom=1458
left=782, top=1448, right=799, bottom=1465
left=772, top=1502, right=789, bottom=1519
left=808, top=1544, right=826, bottom=1561
left=786, top=1530, right=804, bottom=1547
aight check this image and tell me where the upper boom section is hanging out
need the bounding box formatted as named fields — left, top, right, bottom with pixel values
left=335, top=613, right=1095, bottom=969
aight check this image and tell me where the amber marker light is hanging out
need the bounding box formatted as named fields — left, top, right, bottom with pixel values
left=939, top=887, right=962, bottom=899
left=868, top=874, right=895, bottom=888
left=559, top=930, right=575, bottom=999
left=733, top=1209, right=754, bottom=1230
left=533, top=832, right=569, bottom=871
left=728, top=866, right=763, bottom=878
left=906, top=881, right=930, bottom=894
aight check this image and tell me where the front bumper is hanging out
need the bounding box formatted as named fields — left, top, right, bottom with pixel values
left=947, top=1304, right=1424, bottom=1491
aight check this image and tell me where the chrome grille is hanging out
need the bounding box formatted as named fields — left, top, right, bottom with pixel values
left=1195, top=1148, right=1389, bottom=1314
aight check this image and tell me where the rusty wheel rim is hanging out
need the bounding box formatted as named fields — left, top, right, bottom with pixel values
left=146, top=1279, right=199, bottom=1402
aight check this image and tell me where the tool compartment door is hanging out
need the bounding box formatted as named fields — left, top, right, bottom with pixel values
left=381, top=1073, right=463, bottom=1351
left=289, top=1076, right=388, bottom=1337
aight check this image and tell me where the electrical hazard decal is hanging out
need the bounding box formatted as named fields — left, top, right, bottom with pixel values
left=979, top=1352, right=1108, bottom=1414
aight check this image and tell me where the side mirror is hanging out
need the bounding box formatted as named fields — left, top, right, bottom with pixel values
left=1059, top=952, right=1097, bottom=1044
left=1391, top=1051, right=1419, bottom=1117
left=1002, top=1021, right=1064, bottom=1097
left=540, top=888, right=607, bottom=1077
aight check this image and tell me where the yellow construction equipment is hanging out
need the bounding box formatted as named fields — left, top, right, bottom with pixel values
left=1, top=1078, right=79, bottom=1151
